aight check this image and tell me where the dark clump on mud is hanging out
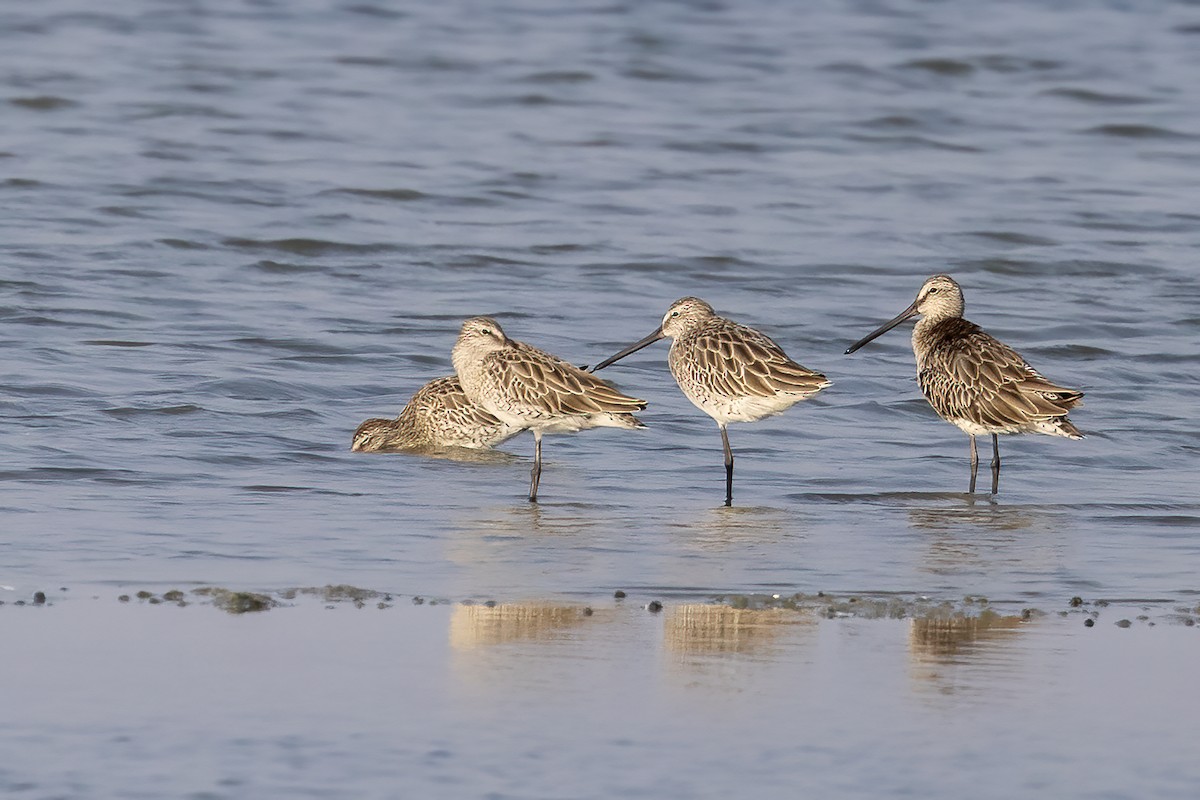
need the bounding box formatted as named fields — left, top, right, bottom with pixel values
left=101, top=584, right=396, bottom=614
left=116, top=589, right=189, bottom=607
left=193, top=588, right=276, bottom=614
left=703, top=591, right=1198, bottom=626
left=1055, top=596, right=1191, bottom=628
left=715, top=591, right=946, bottom=619
left=281, top=584, right=382, bottom=604
left=21, top=586, right=1200, bottom=628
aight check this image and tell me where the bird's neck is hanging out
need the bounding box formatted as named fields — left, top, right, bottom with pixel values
left=912, top=315, right=946, bottom=364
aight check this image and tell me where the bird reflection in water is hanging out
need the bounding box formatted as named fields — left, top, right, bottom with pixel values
left=441, top=504, right=623, bottom=603
left=908, top=501, right=1059, bottom=578
left=448, top=601, right=614, bottom=692
left=665, top=505, right=793, bottom=552
left=364, top=444, right=521, bottom=464
left=664, top=604, right=812, bottom=659
left=908, top=610, right=1029, bottom=696
left=450, top=601, right=601, bottom=649
left=465, top=501, right=609, bottom=538
left=909, top=610, right=1026, bottom=660
left=907, top=499, right=1038, bottom=533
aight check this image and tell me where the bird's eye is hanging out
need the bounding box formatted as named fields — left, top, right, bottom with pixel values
left=481, top=328, right=492, bottom=336
left=670, top=310, right=680, bottom=317
left=927, top=287, right=939, bottom=295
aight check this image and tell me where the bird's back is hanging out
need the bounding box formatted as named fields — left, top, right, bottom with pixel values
left=416, top=375, right=522, bottom=446
left=916, top=318, right=1083, bottom=438
left=352, top=375, right=518, bottom=451
left=669, top=317, right=830, bottom=423
left=480, top=340, right=647, bottom=431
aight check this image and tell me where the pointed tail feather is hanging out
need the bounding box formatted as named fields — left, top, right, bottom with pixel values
left=1053, top=416, right=1084, bottom=440
left=597, top=412, right=646, bottom=429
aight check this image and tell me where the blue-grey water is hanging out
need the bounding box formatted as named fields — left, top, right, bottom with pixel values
left=3, top=0, right=1200, bottom=797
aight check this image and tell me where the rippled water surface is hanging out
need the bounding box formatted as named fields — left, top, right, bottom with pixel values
left=3, top=0, right=1199, bottom=796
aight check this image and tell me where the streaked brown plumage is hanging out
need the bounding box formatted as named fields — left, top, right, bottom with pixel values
left=591, top=297, right=830, bottom=505
left=452, top=316, right=647, bottom=501
left=351, top=375, right=519, bottom=452
left=845, top=274, right=1083, bottom=494
left=662, top=300, right=831, bottom=423
left=915, top=316, right=1083, bottom=438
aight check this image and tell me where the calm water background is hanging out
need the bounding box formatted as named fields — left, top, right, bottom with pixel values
left=2, top=0, right=1200, bottom=797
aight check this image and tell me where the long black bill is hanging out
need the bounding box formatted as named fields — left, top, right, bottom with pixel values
left=844, top=301, right=919, bottom=354
left=590, top=328, right=666, bottom=373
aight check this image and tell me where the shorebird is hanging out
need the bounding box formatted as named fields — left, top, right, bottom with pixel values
left=845, top=274, right=1083, bottom=494
left=452, top=316, right=647, bottom=501
left=352, top=375, right=520, bottom=452
left=591, top=297, right=831, bottom=506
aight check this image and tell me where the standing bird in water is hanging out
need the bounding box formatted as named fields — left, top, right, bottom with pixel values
left=351, top=375, right=520, bottom=452
left=591, top=297, right=831, bottom=506
left=845, top=274, right=1083, bottom=494
left=452, top=317, right=647, bottom=502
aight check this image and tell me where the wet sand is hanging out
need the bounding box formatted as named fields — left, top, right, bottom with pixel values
left=3, top=588, right=1198, bottom=798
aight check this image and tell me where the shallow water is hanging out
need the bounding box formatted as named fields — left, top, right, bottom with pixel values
left=4, top=596, right=1199, bottom=800
left=2, top=0, right=1200, bottom=796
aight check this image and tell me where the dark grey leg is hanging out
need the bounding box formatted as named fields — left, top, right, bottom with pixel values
left=529, top=431, right=543, bottom=502
left=990, top=433, right=1000, bottom=495
left=968, top=435, right=978, bottom=494
left=720, top=424, right=734, bottom=507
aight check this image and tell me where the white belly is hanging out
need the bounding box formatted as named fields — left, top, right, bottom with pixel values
left=947, top=418, right=1022, bottom=436
left=687, top=392, right=804, bottom=425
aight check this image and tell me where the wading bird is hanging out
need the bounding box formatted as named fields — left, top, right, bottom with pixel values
left=591, top=297, right=830, bottom=506
left=452, top=317, right=647, bottom=501
left=352, top=375, right=520, bottom=452
left=845, top=274, right=1083, bottom=494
